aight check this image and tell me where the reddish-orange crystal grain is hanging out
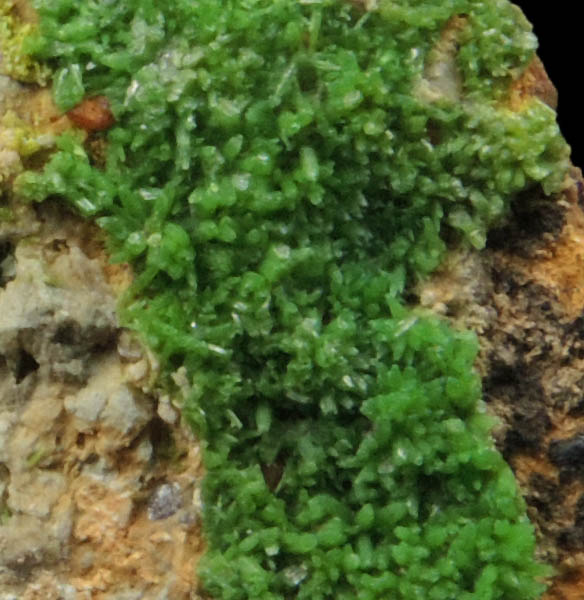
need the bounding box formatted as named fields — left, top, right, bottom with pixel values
left=67, top=96, right=115, bottom=131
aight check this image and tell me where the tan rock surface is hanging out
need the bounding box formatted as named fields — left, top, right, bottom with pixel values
left=0, top=203, right=206, bottom=598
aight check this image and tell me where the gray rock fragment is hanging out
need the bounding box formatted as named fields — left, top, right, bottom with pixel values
left=148, top=482, right=183, bottom=521
left=101, top=385, right=152, bottom=436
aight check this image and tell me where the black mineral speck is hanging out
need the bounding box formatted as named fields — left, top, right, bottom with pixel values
left=526, top=473, right=559, bottom=522
left=557, top=526, right=584, bottom=551
left=504, top=405, right=551, bottom=454
left=0, top=240, right=15, bottom=288
left=567, top=395, right=584, bottom=417
left=577, top=179, right=584, bottom=211
left=147, top=482, right=182, bottom=521
left=484, top=360, right=550, bottom=455
left=486, top=188, right=566, bottom=257
left=14, top=349, right=39, bottom=383
left=575, top=493, right=584, bottom=527
left=549, top=434, right=584, bottom=475
left=555, top=493, right=584, bottom=550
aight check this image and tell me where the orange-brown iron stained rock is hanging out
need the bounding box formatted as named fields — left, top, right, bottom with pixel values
left=516, top=173, right=584, bottom=320
left=508, top=56, right=558, bottom=112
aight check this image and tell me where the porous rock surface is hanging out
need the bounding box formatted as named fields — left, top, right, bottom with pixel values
left=0, top=147, right=205, bottom=600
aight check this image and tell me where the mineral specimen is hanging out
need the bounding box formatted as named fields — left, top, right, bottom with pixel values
left=1, top=0, right=581, bottom=598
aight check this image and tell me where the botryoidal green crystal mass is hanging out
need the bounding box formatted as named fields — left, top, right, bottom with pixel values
left=16, top=0, right=570, bottom=598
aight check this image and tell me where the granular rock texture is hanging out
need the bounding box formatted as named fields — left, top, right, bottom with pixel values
left=485, top=170, right=584, bottom=600
left=0, top=203, right=206, bottom=599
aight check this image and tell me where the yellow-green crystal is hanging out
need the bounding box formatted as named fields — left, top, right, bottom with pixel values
left=0, top=1, right=49, bottom=84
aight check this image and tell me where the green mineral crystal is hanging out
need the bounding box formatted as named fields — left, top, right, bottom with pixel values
left=16, top=0, right=571, bottom=598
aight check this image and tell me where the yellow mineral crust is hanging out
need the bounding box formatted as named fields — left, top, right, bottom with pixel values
left=0, top=0, right=49, bottom=84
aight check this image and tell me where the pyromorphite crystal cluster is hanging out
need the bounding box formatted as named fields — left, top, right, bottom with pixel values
left=16, top=0, right=570, bottom=597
